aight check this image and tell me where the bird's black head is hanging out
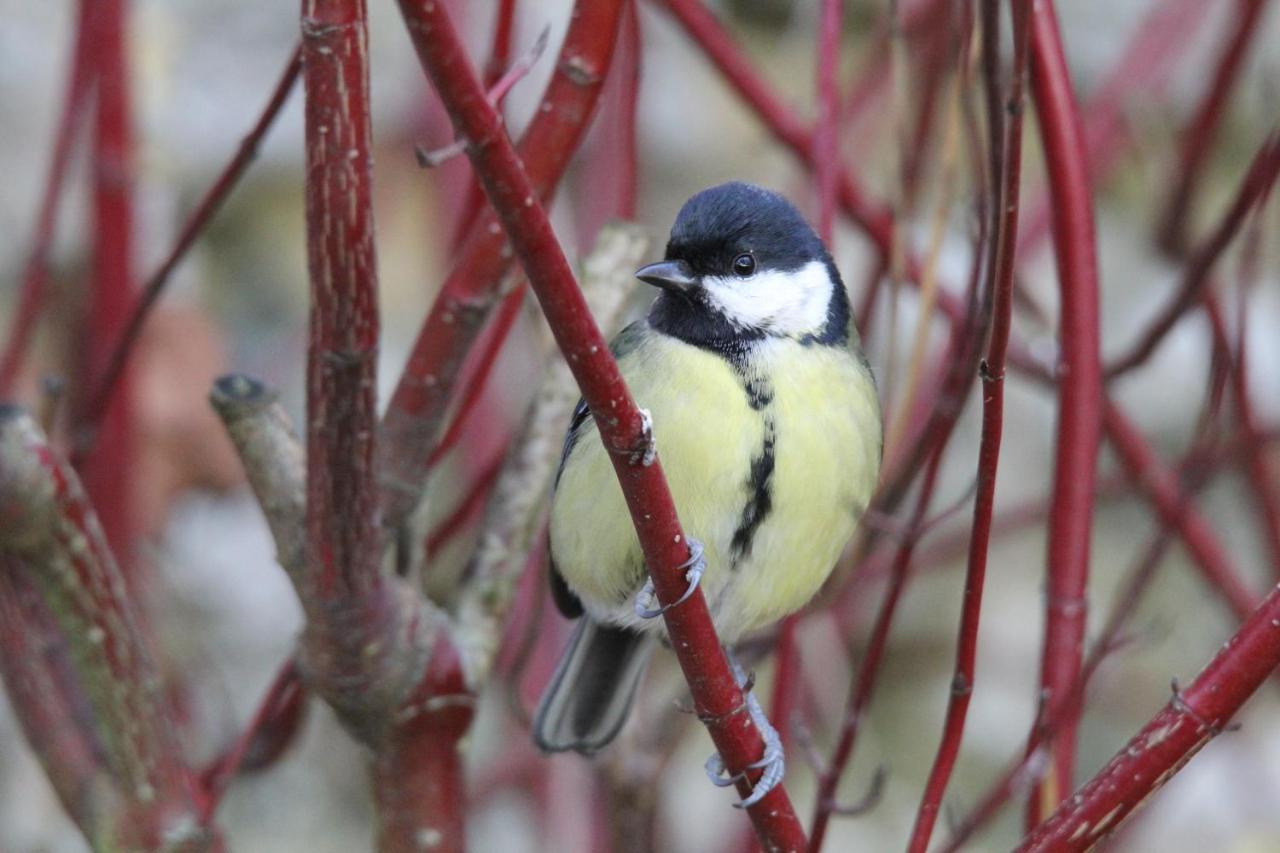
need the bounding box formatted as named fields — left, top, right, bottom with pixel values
left=639, top=182, right=849, bottom=358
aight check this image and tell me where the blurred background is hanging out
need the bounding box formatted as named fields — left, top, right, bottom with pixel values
left=1, top=0, right=1279, bottom=850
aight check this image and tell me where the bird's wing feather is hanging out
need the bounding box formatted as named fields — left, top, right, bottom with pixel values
left=548, top=320, right=650, bottom=619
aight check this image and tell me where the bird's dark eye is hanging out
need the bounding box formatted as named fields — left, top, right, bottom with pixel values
left=732, top=253, right=756, bottom=278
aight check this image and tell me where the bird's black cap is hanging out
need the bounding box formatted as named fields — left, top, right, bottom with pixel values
left=664, top=181, right=828, bottom=277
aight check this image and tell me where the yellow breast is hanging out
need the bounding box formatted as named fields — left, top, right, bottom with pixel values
left=548, top=326, right=881, bottom=642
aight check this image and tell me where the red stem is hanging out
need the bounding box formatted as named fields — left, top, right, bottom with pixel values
left=393, top=2, right=807, bottom=846
left=907, top=3, right=1030, bottom=848
left=1018, top=579, right=1280, bottom=850
left=654, top=0, right=894, bottom=246
left=0, top=557, right=108, bottom=835
left=1015, top=0, right=1214, bottom=258
left=378, top=0, right=627, bottom=537
left=1103, top=402, right=1257, bottom=621
left=0, top=0, right=97, bottom=397
left=77, top=43, right=303, bottom=447
left=426, top=284, right=525, bottom=469
left=76, top=0, right=137, bottom=559
left=1107, top=130, right=1280, bottom=379
left=425, top=445, right=507, bottom=558
left=1156, top=0, right=1272, bottom=255
left=1208, top=299, right=1280, bottom=580
left=808, top=451, right=947, bottom=851
left=1023, top=2, right=1104, bottom=822
left=814, top=0, right=842, bottom=241
left=197, top=658, right=305, bottom=823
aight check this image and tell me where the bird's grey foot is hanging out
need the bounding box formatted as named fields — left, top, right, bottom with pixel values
left=703, top=656, right=786, bottom=808
left=634, top=538, right=705, bottom=619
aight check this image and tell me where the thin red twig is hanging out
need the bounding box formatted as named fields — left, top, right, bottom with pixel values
left=907, top=3, right=1030, bottom=847
left=1015, top=0, right=1215, bottom=258
left=76, top=43, right=303, bottom=447
left=1210, top=295, right=1280, bottom=580
left=0, top=0, right=97, bottom=396
left=808, top=451, right=947, bottom=851
left=393, top=1, right=807, bottom=846
left=814, top=0, right=842, bottom=242
left=1107, top=130, right=1280, bottom=379
left=1156, top=0, right=1273, bottom=255
left=197, top=658, right=305, bottom=823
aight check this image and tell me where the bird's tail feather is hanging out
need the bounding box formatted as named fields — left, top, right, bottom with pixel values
left=533, top=619, right=655, bottom=754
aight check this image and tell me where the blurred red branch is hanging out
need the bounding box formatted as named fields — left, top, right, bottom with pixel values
left=1023, top=1, right=1104, bottom=820
left=76, top=0, right=137, bottom=557
left=1208, top=298, right=1280, bottom=580
left=814, top=0, right=842, bottom=242
left=1103, top=403, right=1257, bottom=621
left=0, top=0, right=97, bottom=396
left=378, top=0, right=626, bottom=538
left=1018, top=578, right=1280, bottom=851
left=77, top=42, right=303, bottom=450
left=0, top=408, right=205, bottom=849
left=1016, top=0, right=1215, bottom=257
left=393, top=1, right=807, bottom=846
left=1157, top=0, right=1273, bottom=255
left=1107, top=130, right=1280, bottom=379
left=197, top=658, right=306, bottom=823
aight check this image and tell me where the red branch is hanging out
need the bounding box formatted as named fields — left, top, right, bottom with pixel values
left=1023, top=1, right=1104, bottom=821
left=814, top=0, right=842, bottom=241
left=1018, top=579, right=1280, bottom=851
left=76, top=0, right=137, bottom=558
left=378, top=0, right=626, bottom=537
left=1015, top=0, right=1214, bottom=258
left=1208, top=300, right=1280, bottom=580
left=298, top=0, right=408, bottom=713
left=0, top=408, right=202, bottom=849
left=0, top=0, right=97, bottom=396
left=393, top=1, right=807, bottom=847
left=197, top=658, right=306, bottom=823
left=907, top=3, right=1030, bottom=848
left=1103, top=402, right=1256, bottom=621
left=77, top=42, right=303, bottom=445
left=808, top=451, right=947, bottom=851
left=1107, top=130, right=1280, bottom=379
left=1156, top=0, right=1272, bottom=254
left=0, top=558, right=107, bottom=836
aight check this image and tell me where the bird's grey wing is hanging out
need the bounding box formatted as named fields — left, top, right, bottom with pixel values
left=548, top=320, right=649, bottom=618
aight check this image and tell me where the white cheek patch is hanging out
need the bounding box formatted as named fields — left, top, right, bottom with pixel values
left=701, top=259, right=833, bottom=338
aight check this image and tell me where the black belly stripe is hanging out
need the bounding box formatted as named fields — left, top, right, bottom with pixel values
left=731, top=412, right=776, bottom=562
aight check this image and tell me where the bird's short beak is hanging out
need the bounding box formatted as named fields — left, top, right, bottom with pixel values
left=636, top=260, right=697, bottom=293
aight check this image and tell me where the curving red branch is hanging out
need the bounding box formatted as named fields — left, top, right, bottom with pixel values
left=378, top=0, right=627, bottom=538
left=1018, top=578, right=1280, bottom=851
left=1023, top=1, right=1104, bottom=821
left=393, top=1, right=807, bottom=847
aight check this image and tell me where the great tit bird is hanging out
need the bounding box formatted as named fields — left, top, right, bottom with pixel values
left=533, top=182, right=882, bottom=792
